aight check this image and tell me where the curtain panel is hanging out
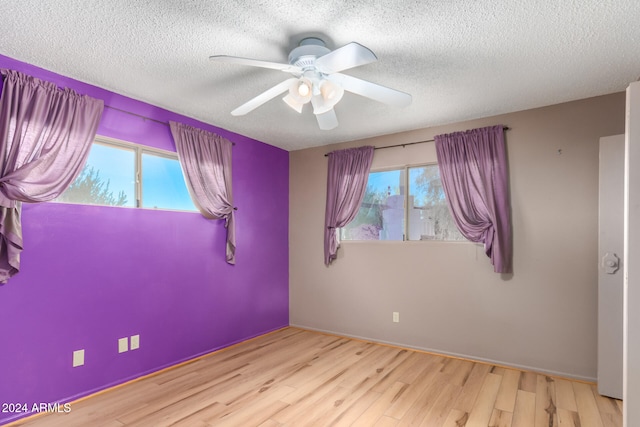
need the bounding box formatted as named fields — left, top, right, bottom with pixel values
left=324, top=146, right=374, bottom=265
left=169, top=121, right=236, bottom=265
left=0, top=69, right=104, bottom=282
left=434, top=125, right=512, bottom=273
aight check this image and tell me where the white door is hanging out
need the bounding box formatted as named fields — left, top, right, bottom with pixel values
left=598, top=134, right=625, bottom=399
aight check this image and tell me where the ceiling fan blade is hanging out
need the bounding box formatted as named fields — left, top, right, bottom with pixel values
left=315, top=42, right=378, bottom=74
left=210, top=55, right=302, bottom=74
left=327, top=73, right=412, bottom=107
left=231, top=78, right=298, bottom=116
left=316, top=109, right=338, bottom=130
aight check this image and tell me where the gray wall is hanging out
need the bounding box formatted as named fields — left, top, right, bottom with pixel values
left=289, top=92, right=625, bottom=381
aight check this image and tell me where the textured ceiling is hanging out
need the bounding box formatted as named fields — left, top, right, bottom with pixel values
left=0, top=1, right=639, bottom=151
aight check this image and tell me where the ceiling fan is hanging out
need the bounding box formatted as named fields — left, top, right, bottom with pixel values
left=209, top=37, right=412, bottom=130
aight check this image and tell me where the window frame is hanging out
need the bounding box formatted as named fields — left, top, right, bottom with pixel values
left=58, top=135, right=197, bottom=213
left=340, top=161, right=468, bottom=244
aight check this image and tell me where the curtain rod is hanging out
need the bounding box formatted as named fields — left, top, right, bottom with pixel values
left=104, top=104, right=236, bottom=145
left=105, top=105, right=169, bottom=125
left=324, top=126, right=510, bottom=157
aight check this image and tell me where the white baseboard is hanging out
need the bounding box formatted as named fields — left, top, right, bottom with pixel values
left=289, top=323, right=597, bottom=384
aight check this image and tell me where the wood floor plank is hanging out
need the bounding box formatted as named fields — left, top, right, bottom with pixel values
left=115, top=370, right=244, bottom=424
left=337, top=345, right=405, bottom=389
left=534, top=374, right=558, bottom=427
left=590, top=385, right=623, bottom=427
left=9, top=328, right=621, bottom=427
left=204, top=385, right=293, bottom=427
left=494, top=368, right=521, bottom=412
left=375, top=415, right=400, bottom=427
left=280, top=384, right=354, bottom=426
left=316, top=351, right=425, bottom=426
left=466, top=372, right=503, bottom=427
left=395, top=352, right=444, bottom=385
left=245, top=343, right=360, bottom=411
left=573, top=382, right=605, bottom=427
left=305, top=349, right=420, bottom=425
left=305, top=383, right=379, bottom=426
left=419, top=382, right=463, bottom=427
left=329, top=389, right=382, bottom=427
left=442, top=409, right=470, bottom=427
left=165, top=402, right=227, bottom=427
left=488, top=408, right=513, bottom=427
left=490, top=366, right=508, bottom=376
left=274, top=345, right=397, bottom=423
left=512, top=390, right=536, bottom=427
left=557, top=408, right=582, bottom=427
left=555, top=378, right=579, bottom=412
left=519, top=371, right=538, bottom=393
left=384, top=360, right=443, bottom=420
left=452, top=363, right=492, bottom=413
left=277, top=341, right=372, bottom=401
left=371, top=350, right=425, bottom=393
left=394, top=372, right=451, bottom=426
left=441, top=358, right=475, bottom=387
left=352, top=381, right=409, bottom=427
left=123, top=387, right=224, bottom=426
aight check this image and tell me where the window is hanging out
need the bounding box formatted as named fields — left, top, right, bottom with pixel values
left=141, top=152, right=196, bottom=211
left=340, top=164, right=465, bottom=241
left=340, top=169, right=405, bottom=241
left=55, top=141, right=135, bottom=208
left=55, top=137, right=197, bottom=212
left=408, top=165, right=464, bottom=241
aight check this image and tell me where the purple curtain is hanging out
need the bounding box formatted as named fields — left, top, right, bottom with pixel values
left=324, top=146, right=374, bottom=265
left=435, top=125, right=512, bottom=273
left=0, top=69, right=104, bottom=282
left=169, top=121, right=236, bottom=265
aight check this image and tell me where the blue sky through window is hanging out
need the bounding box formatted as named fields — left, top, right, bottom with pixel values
left=368, top=170, right=402, bottom=195
left=142, top=153, right=197, bottom=211
left=87, top=143, right=136, bottom=207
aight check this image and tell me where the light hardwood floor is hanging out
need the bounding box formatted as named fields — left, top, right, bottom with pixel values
left=10, top=327, right=622, bottom=427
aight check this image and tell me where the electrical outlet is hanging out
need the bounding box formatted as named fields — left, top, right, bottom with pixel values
left=118, top=337, right=128, bottom=353
left=72, top=349, right=85, bottom=367
left=393, top=312, right=400, bottom=323
left=130, top=335, right=140, bottom=350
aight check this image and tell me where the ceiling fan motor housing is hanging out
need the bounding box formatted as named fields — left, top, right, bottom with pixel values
left=288, top=37, right=330, bottom=71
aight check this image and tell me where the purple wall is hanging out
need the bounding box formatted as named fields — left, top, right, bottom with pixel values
left=0, top=55, right=289, bottom=425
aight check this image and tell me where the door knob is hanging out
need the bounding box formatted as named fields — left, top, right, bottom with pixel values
left=602, top=252, right=620, bottom=274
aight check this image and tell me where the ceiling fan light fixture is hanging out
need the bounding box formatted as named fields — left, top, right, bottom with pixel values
left=320, top=79, right=344, bottom=103
left=282, top=94, right=303, bottom=113
left=311, top=80, right=344, bottom=115
left=288, top=77, right=312, bottom=103
left=298, top=81, right=311, bottom=97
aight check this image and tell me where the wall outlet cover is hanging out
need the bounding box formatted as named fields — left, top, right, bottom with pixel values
left=130, top=334, right=140, bottom=350
left=118, top=337, right=128, bottom=353
left=72, top=349, right=85, bottom=367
